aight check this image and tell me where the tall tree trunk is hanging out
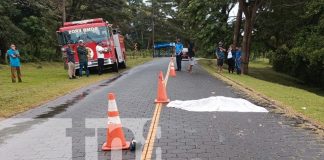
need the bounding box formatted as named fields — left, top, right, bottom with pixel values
left=152, top=0, right=155, bottom=50
left=62, top=0, right=66, bottom=23
left=0, top=39, right=6, bottom=64
left=246, top=4, right=259, bottom=68
left=152, top=20, right=155, bottom=49
left=239, top=0, right=264, bottom=74
left=242, top=16, right=253, bottom=74
left=147, top=38, right=150, bottom=50
left=141, top=30, right=144, bottom=46
left=233, top=2, right=242, bottom=48
left=34, top=43, right=40, bottom=59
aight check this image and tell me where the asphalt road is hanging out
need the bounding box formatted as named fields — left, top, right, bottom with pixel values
left=0, top=58, right=323, bottom=160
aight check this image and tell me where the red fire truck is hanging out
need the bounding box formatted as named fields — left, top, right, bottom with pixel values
left=56, top=18, right=126, bottom=73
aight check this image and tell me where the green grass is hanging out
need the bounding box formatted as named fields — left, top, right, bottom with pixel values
left=0, top=56, right=152, bottom=118
left=199, top=59, right=324, bottom=125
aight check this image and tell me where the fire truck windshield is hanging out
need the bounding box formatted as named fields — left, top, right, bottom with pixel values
left=60, top=26, right=109, bottom=44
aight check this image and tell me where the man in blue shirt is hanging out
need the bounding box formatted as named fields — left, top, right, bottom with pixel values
left=175, top=38, right=183, bottom=71
left=7, top=44, right=22, bottom=83
left=235, top=46, right=242, bottom=74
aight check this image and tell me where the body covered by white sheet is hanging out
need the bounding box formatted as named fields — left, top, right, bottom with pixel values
left=166, top=96, right=268, bottom=113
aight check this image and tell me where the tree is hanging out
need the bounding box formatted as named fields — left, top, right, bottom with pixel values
left=127, top=0, right=154, bottom=49
left=178, top=0, right=236, bottom=56
left=239, top=0, right=265, bottom=74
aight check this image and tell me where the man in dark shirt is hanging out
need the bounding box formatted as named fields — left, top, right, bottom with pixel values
left=66, top=44, right=76, bottom=79
left=187, top=41, right=195, bottom=73
left=216, top=42, right=226, bottom=73
left=77, top=40, right=89, bottom=77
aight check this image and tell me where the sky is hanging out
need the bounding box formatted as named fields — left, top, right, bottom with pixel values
left=228, top=3, right=240, bottom=23
left=142, top=1, right=240, bottom=22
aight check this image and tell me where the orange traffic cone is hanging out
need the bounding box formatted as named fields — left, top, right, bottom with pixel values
left=102, top=93, right=130, bottom=151
left=155, top=71, right=170, bottom=103
left=170, top=61, right=176, bottom=77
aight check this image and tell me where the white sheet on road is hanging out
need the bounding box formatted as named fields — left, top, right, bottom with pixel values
left=166, top=96, right=268, bottom=113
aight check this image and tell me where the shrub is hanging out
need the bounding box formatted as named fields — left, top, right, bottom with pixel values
left=271, top=34, right=324, bottom=88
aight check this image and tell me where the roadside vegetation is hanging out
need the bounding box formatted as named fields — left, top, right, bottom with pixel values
left=0, top=55, right=152, bottom=118
left=199, top=59, right=324, bottom=126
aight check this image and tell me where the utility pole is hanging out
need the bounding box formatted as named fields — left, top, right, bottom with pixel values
left=152, top=0, right=155, bottom=50
left=61, top=0, right=67, bottom=69
left=62, top=0, right=66, bottom=23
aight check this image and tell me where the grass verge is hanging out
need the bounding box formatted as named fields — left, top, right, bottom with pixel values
left=0, top=56, right=152, bottom=118
left=199, top=59, right=324, bottom=127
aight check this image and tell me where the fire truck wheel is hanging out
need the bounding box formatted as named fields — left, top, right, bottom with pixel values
left=112, top=62, right=119, bottom=72
left=119, top=61, right=126, bottom=69
left=75, top=69, right=80, bottom=76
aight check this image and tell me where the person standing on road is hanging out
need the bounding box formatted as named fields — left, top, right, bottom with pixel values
left=215, top=42, right=226, bottom=73
left=187, top=41, right=195, bottom=73
left=235, top=46, right=242, bottom=75
left=77, top=40, right=89, bottom=77
left=227, top=44, right=235, bottom=73
left=175, top=38, right=183, bottom=71
left=96, top=42, right=106, bottom=75
left=7, top=44, right=22, bottom=83
left=66, top=44, right=76, bottom=79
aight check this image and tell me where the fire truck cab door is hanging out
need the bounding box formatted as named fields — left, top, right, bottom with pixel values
left=113, top=34, right=124, bottom=63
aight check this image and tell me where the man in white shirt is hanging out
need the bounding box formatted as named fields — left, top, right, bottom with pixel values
left=96, top=42, right=105, bottom=75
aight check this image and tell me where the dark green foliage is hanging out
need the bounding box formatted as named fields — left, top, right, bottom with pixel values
left=0, top=0, right=62, bottom=62
left=267, top=0, right=324, bottom=88
left=178, top=0, right=235, bottom=57
left=0, top=0, right=132, bottom=63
